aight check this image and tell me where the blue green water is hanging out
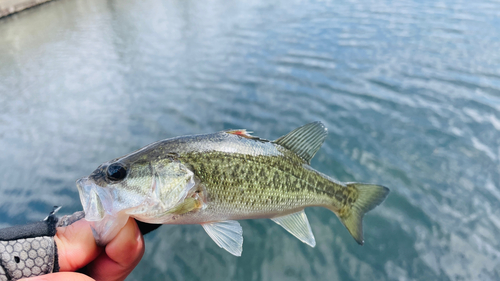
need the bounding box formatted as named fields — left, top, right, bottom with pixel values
left=1, top=0, right=500, bottom=280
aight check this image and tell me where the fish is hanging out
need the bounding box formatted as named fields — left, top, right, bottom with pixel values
left=76, top=122, right=389, bottom=256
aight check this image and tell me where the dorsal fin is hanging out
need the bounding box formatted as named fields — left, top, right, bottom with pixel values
left=273, top=122, right=328, bottom=164
left=225, top=129, right=270, bottom=142
left=226, top=129, right=255, bottom=139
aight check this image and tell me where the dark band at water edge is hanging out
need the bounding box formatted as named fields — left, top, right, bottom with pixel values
left=0, top=0, right=55, bottom=19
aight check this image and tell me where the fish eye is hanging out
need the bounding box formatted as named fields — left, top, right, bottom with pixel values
left=106, top=163, right=127, bottom=182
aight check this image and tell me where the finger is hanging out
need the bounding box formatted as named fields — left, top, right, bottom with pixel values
left=20, top=272, right=95, bottom=281
left=54, top=219, right=102, bottom=271
left=86, top=218, right=144, bottom=281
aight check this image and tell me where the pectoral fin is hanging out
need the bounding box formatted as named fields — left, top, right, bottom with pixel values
left=167, top=197, right=203, bottom=215
left=202, top=220, right=243, bottom=256
left=272, top=210, right=316, bottom=247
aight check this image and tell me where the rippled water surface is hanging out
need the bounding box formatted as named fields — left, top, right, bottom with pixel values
left=1, top=0, right=500, bottom=280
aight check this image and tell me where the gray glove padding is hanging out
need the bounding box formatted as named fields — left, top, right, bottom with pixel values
left=0, top=208, right=86, bottom=281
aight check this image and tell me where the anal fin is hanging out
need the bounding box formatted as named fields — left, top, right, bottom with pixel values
left=271, top=210, right=316, bottom=247
left=202, top=220, right=243, bottom=256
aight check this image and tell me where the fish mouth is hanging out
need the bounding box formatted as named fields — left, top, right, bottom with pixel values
left=76, top=177, right=107, bottom=221
left=77, top=177, right=131, bottom=245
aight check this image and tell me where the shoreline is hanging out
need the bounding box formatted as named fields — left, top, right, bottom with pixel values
left=0, top=0, right=55, bottom=19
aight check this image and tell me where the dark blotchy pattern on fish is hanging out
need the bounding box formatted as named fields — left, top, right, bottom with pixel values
left=180, top=149, right=359, bottom=219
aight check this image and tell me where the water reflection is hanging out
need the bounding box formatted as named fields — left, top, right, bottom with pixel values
left=0, top=0, right=499, bottom=280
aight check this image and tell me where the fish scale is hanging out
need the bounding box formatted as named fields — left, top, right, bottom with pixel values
left=181, top=151, right=339, bottom=219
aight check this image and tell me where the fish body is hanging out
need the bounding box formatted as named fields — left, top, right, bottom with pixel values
left=77, top=122, right=389, bottom=256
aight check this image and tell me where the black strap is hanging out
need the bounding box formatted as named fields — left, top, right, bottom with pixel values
left=0, top=216, right=57, bottom=241
left=136, top=221, right=162, bottom=235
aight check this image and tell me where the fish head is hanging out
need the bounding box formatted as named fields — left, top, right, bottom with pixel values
left=76, top=152, right=196, bottom=245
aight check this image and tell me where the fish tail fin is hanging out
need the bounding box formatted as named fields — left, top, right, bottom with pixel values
left=328, top=183, right=389, bottom=245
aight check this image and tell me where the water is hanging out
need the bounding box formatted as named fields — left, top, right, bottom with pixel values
left=1, top=0, right=500, bottom=280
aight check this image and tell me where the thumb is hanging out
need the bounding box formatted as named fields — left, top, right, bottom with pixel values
left=20, top=272, right=95, bottom=281
left=53, top=219, right=102, bottom=271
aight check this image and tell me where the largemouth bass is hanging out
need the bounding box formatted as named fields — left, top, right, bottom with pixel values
left=77, top=122, right=389, bottom=256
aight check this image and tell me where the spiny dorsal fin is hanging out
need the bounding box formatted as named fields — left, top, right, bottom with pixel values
left=225, top=129, right=266, bottom=141
left=273, top=121, right=328, bottom=164
left=226, top=129, right=254, bottom=138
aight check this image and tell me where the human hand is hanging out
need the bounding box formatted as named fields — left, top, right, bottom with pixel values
left=20, top=217, right=144, bottom=281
